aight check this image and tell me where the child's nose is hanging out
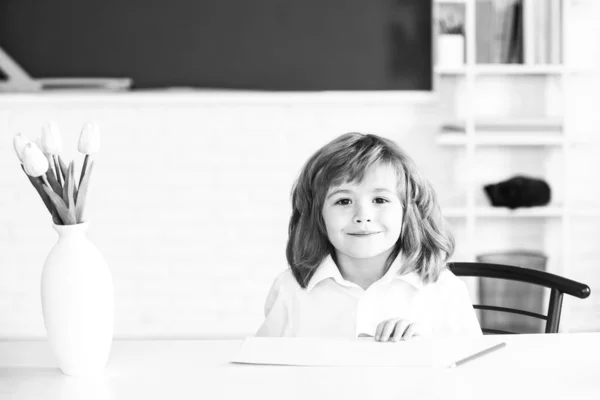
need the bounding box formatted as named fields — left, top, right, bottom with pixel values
left=353, top=203, right=372, bottom=224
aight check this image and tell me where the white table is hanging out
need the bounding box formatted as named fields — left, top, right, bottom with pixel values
left=1, top=333, right=599, bottom=400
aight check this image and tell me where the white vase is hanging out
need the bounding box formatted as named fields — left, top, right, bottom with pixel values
left=41, top=222, right=114, bottom=377
left=438, top=34, right=465, bottom=67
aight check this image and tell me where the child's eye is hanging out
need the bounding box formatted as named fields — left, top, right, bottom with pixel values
left=374, top=197, right=389, bottom=204
left=335, top=198, right=352, bottom=205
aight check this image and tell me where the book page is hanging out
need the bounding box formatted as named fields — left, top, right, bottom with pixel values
left=230, top=337, right=477, bottom=367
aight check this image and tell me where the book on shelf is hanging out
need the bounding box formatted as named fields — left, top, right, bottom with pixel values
left=476, top=0, right=494, bottom=63
left=506, top=0, right=523, bottom=64
left=475, top=0, right=562, bottom=65
left=529, top=0, right=562, bottom=64
left=476, top=0, right=522, bottom=64
left=549, top=0, right=562, bottom=64
left=441, top=118, right=563, bottom=133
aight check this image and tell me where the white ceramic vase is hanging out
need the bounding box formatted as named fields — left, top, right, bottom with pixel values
left=438, top=34, right=465, bottom=67
left=41, top=222, right=114, bottom=377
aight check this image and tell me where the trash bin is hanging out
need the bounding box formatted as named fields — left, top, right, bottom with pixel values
left=476, top=250, right=547, bottom=333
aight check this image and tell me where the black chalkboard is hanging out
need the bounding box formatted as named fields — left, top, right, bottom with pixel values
left=0, top=0, right=432, bottom=91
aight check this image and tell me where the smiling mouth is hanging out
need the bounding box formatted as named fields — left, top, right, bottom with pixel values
left=348, top=232, right=380, bottom=236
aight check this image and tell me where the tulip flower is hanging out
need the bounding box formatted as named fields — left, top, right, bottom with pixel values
left=77, top=121, right=100, bottom=188
left=41, top=121, right=65, bottom=187
left=78, top=122, right=100, bottom=155
left=13, top=133, right=32, bottom=163
left=33, top=136, right=53, bottom=170
left=21, top=143, right=49, bottom=178
left=16, top=122, right=99, bottom=225
left=41, top=121, right=62, bottom=156
left=17, top=137, right=62, bottom=223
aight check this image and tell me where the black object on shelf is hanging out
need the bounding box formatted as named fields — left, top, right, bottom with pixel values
left=483, top=175, right=551, bottom=209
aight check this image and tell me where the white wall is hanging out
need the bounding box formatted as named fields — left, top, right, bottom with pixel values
left=0, top=92, right=445, bottom=339
left=2, top=89, right=598, bottom=339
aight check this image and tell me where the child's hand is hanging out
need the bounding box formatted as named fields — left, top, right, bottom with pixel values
left=374, top=318, right=432, bottom=342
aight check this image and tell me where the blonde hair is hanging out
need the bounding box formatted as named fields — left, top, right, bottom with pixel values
left=286, top=132, right=454, bottom=288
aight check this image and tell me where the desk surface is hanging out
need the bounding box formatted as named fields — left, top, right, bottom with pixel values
left=1, top=333, right=599, bottom=400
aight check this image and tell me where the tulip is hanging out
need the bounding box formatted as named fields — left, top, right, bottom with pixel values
left=41, top=121, right=65, bottom=187
left=77, top=122, right=100, bottom=188
left=78, top=122, right=100, bottom=155
left=41, top=121, right=62, bottom=156
left=16, top=122, right=101, bottom=226
left=34, top=136, right=55, bottom=178
left=13, top=133, right=32, bottom=163
left=21, top=143, right=49, bottom=178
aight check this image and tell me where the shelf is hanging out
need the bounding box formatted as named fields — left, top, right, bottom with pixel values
left=435, top=65, right=566, bottom=76
left=442, top=207, right=469, bottom=218
left=444, top=207, right=600, bottom=218
left=476, top=207, right=563, bottom=218
left=570, top=208, right=600, bottom=217
left=436, top=65, right=560, bottom=75
left=437, top=133, right=564, bottom=146
left=443, top=206, right=564, bottom=218
left=442, top=117, right=563, bottom=131
left=435, top=66, right=467, bottom=75
left=565, top=67, right=600, bottom=75
left=435, top=65, right=596, bottom=75
left=438, top=118, right=564, bottom=146
left=442, top=207, right=563, bottom=218
left=434, top=0, right=598, bottom=331
left=474, top=64, right=564, bottom=75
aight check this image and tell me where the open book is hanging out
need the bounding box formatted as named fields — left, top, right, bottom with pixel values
left=0, top=46, right=132, bottom=92
left=230, top=337, right=496, bottom=368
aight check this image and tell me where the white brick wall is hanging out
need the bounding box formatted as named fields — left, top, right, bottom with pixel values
left=1, top=91, right=598, bottom=338
left=0, top=93, right=444, bottom=339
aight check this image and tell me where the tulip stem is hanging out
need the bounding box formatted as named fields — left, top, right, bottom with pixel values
left=41, top=174, right=50, bottom=188
left=57, top=155, right=68, bottom=180
left=53, top=155, right=63, bottom=187
left=23, top=165, right=58, bottom=222
left=79, top=154, right=89, bottom=189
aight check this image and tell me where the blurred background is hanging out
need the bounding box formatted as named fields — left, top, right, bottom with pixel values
left=0, top=0, right=598, bottom=339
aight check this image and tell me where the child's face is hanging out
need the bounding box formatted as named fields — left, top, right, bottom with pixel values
left=322, top=163, right=403, bottom=263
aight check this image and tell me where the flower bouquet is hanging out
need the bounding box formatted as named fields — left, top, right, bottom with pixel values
left=13, top=121, right=113, bottom=377
left=13, top=121, right=100, bottom=225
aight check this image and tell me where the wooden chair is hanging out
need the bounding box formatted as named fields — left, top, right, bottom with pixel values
left=448, top=262, right=591, bottom=334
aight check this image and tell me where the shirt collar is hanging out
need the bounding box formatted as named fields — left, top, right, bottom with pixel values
left=305, top=254, right=347, bottom=291
left=305, top=253, right=424, bottom=292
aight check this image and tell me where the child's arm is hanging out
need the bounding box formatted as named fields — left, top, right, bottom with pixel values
left=255, top=273, right=290, bottom=337
left=435, top=275, right=483, bottom=336
left=453, top=282, right=483, bottom=335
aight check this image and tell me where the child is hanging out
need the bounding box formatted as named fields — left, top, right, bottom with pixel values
left=256, top=132, right=482, bottom=341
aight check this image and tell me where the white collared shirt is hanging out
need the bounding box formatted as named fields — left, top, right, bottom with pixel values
left=256, top=255, right=482, bottom=337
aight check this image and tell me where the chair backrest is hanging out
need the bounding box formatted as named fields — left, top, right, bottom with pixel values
left=448, top=262, right=591, bottom=334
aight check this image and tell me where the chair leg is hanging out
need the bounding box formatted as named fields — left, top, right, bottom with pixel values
left=546, top=289, right=564, bottom=333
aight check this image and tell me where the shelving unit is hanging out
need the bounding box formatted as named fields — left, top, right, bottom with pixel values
left=443, top=206, right=564, bottom=219
left=438, top=134, right=565, bottom=146
left=434, top=0, right=600, bottom=332
left=435, top=65, right=594, bottom=75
